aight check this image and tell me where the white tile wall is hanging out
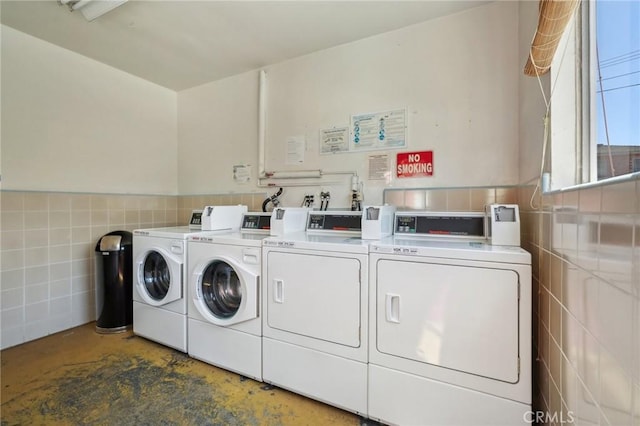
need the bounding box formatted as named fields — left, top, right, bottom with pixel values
left=520, top=177, right=640, bottom=426
left=0, top=191, right=178, bottom=349
left=0, top=190, right=265, bottom=349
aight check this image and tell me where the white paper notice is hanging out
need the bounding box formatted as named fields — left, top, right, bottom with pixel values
left=368, top=154, right=390, bottom=180
left=233, top=164, right=251, bottom=183
left=286, top=136, right=305, bottom=165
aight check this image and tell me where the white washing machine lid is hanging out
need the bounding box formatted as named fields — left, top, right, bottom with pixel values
left=134, top=226, right=207, bottom=239
left=262, top=232, right=370, bottom=254
left=370, top=237, right=531, bottom=264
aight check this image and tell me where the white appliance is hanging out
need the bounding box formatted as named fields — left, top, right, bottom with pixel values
left=188, top=209, right=203, bottom=230
left=486, top=204, right=521, bottom=246
left=201, top=205, right=248, bottom=231
left=261, top=210, right=369, bottom=415
left=367, top=211, right=532, bottom=426
left=361, top=204, right=396, bottom=240
left=187, top=210, right=309, bottom=381
left=269, top=206, right=310, bottom=236
left=133, top=206, right=246, bottom=352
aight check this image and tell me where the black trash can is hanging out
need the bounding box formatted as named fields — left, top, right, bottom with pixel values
left=94, top=230, right=133, bottom=333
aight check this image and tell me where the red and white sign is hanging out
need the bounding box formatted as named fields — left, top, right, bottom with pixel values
left=396, top=151, right=433, bottom=178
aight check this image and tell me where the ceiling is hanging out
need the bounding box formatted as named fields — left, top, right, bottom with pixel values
left=1, top=1, right=488, bottom=91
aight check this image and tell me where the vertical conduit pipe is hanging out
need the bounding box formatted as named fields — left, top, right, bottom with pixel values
left=258, top=70, right=267, bottom=178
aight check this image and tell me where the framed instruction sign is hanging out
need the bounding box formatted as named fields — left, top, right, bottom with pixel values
left=350, top=108, right=407, bottom=152
left=320, top=127, right=349, bottom=154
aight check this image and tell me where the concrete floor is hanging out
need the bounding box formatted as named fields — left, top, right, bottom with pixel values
left=1, top=323, right=362, bottom=425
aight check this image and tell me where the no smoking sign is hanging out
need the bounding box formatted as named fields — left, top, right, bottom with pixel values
left=396, top=151, right=433, bottom=178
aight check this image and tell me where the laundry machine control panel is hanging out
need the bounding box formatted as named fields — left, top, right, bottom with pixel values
left=189, top=210, right=203, bottom=229
left=307, top=212, right=362, bottom=232
left=241, top=213, right=272, bottom=231
left=394, top=212, right=485, bottom=239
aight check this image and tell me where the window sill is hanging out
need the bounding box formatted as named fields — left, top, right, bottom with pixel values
left=546, top=171, right=640, bottom=194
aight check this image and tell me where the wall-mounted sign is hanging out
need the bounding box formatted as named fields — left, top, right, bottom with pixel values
left=233, top=164, right=251, bottom=183
left=396, top=151, right=433, bottom=178
left=286, top=135, right=305, bottom=165
left=320, top=126, right=349, bottom=154
left=368, top=154, right=390, bottom=180
left=350, top=108, right=407, bottom=152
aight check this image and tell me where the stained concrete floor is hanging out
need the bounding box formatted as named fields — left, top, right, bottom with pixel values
left=0, top=323, right=363, bottom=425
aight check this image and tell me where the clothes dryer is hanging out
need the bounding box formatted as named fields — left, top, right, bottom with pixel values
left=132, top=205, right=246, bottom=352
left=187, top=212, right=272, bottom=381
left=261, top=211, right=369, bottom=416
left=367, top=211, right=532, bottom=425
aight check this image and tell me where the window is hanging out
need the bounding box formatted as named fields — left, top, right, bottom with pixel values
left=591, top=0, right=640, bottom=181
left=549, top=0, right=639, bottom=188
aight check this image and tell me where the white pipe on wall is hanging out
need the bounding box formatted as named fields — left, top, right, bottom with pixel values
left=267, top=170, right=322, bottom=179
left=258, top=70, right=267, bottom=178
left=256, top=69, right=358, bottom=191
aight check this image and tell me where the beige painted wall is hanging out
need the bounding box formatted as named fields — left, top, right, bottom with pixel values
left=518, top=0, right=550, bottom=185
left=1, top=25, right=178, bottom=195
left=177, top=1, right=521, bottom=207
left=177, top=70, right=260, bottom=196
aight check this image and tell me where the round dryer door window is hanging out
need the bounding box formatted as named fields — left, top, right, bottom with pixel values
left=142, top=251, right=171, bottom=300
left=200, top=261, right=242, bottom=318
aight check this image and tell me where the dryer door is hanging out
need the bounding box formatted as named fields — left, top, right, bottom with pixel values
left=135, top=247, right=182, bottom=306
left=375, top=259, right=520, bottom=383
left=192, top=257, right=258, bottom=326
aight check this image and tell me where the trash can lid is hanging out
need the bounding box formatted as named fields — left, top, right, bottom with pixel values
left=95, top=230, right=132, bottom=252
left=99, top=235, right=123, bottom=251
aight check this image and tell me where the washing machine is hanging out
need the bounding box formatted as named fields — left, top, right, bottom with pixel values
left=367, top=211, right=532, bottom=426
left=261, top=210, right=369, bottom=416
left=187, top=212, right=272, bottom=381
left=132, top=205, right=247, bottom=352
